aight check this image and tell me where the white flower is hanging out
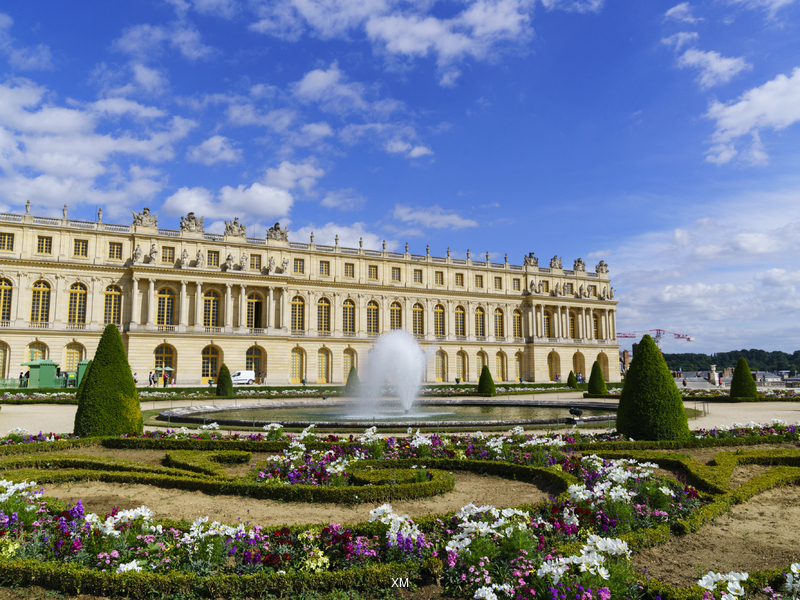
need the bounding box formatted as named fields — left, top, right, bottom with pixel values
left=116, top=560, right=142, bottom=573
left=659, top=486, right=676, bottom=497
left=698, top=572, right=720, bottom=590
left=726, top=581, right=745, bottom=596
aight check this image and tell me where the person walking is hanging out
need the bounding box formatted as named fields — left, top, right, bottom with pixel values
left=163, top=372, right=168, bottom=387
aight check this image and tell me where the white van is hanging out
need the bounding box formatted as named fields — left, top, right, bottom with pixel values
left=230, top=370, right=256, bottom=385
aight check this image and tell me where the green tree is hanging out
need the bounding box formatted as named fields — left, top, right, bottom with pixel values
left=567, top=370, right=578, bottom=389
left=478, top=365, right=496, bottom=397
left=729, top=356, right=758, bottom=399
left=616, top=334, right=689, bottom=441
left=345, top=366, right=360, bottom=396
left=73, top=324, right=142, bottom=437
left=216, top=363, right=233, bottom=397
left=587, top=361, right=608, bottom=395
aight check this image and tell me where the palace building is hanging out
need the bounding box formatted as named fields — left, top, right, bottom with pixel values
left=0, top=204, right=620, bottom=386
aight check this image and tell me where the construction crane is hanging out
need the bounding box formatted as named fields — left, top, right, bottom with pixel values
left=617, top=329, right=694, bottom=350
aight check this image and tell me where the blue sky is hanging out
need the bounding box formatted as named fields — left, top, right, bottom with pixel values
left=1, top=0, right=800, bottom=354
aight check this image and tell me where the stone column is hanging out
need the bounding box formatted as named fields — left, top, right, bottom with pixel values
left=195, top=281, right=203, bottom=328
left=179, top=281, right=188, bottom=329
left=11, top=273, right=23, bottom=326
left=610, top=310, right=616, bottom=339
left=131, top=277, right=140, bottom=326
left=309, top=291, right=317, bottom=334
left=604, top=309, right=610, bottom=340
left=146, top=279, right=155, bottom=327
left=586, top=308, right=593, bottom=340
left=267, top=287, right=273, bottom=329
left=53, top=275, right=63, bottom=325
left=239, top=284, right=247, bottom=329
left=357, top=295, right=367, bottom=336
left=553, top=305, right=560, bottom=338
left=280, top=288, right=288, bottom=329
left=536, top=304, right=543, bottom=338
left=87, top=278, right=97, bottom=326
left=224, top=283, right=232, bottom=329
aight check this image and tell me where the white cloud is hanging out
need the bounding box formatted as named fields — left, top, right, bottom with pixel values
left=320, top=188, right=365, bottom=211
left=132, top=63, right=169, bottom=94
left=0, top=13, right=53, bottom=71
left=264, top=160, right=325, bottom=192
left=186, top=135, right=242, bottom=165
left=664, top=3, right=702, bottom=23
left=538, top=0, right=604, bottom=12
left=660, top=32, right=699, bottom=52
left=384, top=138, right=434, bottom=158
left=290, top=121, right=335, bottom=146
left=168, top=0, right=238, bottom=18
left=114, top=22, right=215, bottom=61
left=393, top=204, right=477, bottom=230
left=294, top=221, right=397, bottom=250
left=726, top=0, right=798, bottom=15
left=704, top=67, right=800, bottom=164
left=162, top=183, right=293, bottom=222
left=90, top=98, right=166, bottom=119
left=677, top=48, right=751, bottom=90
left=226, top=104, right=296, bottom=131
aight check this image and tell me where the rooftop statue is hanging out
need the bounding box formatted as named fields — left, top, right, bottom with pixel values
left=523, top=252, right=538, bottom=267
left=132, top=207, right=158, bottom=228
left=267, top=222, right=289, bottom=242
left=180, top=212, right=205, bottom=233
left=224, top=217, right=246, bottom=237
left=573, top=258, right=586, bottom=271
left=549, top=255, right=562, bottom=269
left=596, top=260, right=609, bottom=274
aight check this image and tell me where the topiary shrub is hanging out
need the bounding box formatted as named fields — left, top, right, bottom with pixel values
left=729, top=357, right=758, bottom=399
left=615, top=334, right=690, bottom=441
left=216, top=363, right=233, bottom=397
left=587, top=361, right=608, bottom=395
left=567, top=370, right=578, bottom=389
left=345, top=366, right=360, bottom=396
left=477, top=365, right=496, bottom=397
left=73, top=324, right=142, bottom=437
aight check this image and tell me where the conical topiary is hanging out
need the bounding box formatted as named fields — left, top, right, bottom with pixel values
left=615, top=334, right=689, bottom=441
left=567, top=370, right=578, bottom=389
left=73, top=324, right=142, bottom=437
left=345, top=366, right=360, bottom=396
left=477, top=365, right=496, bottom=397
left=729, top=357, right=757, bottom=399
left=216, top=363, right=233, bottom=397
left=587, top=361, right=608, bottom=395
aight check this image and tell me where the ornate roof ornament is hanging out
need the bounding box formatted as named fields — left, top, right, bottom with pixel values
left=267, top=222, right=289, bottom=241
left=180, top=212, right=204, bottom=233
left=596, top=260, right=609, bottom=274
left=549, top=255, right=562, bottom=269
left=523, top=252, right=538, bottom=267
left=224, top=218, right=246, bottom=237
left=573, top=258, right=586, bottom=271
left=132, top=207, right=158, bottom=228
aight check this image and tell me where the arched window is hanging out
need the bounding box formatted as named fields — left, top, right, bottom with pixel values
left=317, top=348, right=330, bottom=383
left=543, top=312, right=552, bottom=338
left=30, top=281, right=51, bottom=324
left=496, top=352, right=506, bottom=381
left=203, top=290, right=220, bottom=327
left=0, top=342, right=8, bottom=378
left=390, top=302, right=402, bottom=331
left=28, top=342, right=47, bottom=361
left=412, top=303, right=424, bottom=337
left=247, top=293, right=263, bottom=329
left=155, top=344, right=176, bottom=379
left=67, top=283, right=87, bottom=325
left=569, top=313, right=576, bottom=338
left=455, top=305, right=466, bottom=337
left=573, top=352, right=586, bottom=380
left=367, top=301, right=379, bottom=334
left=290, top=348, right=304, bottom=383
left=0, top=279, right=12, bottom=322
left=104, top=285, right=122, bottom=325
left=435, top=350, right=446, bottom=382
left=246, top=346, right=263, bottom=374
left=201, top=346, right=219, bottom=383
left=434, top=304, right=445, bottom=337
left=494, top=308, right=504, bottom=338
left=593, top=315, right=600, bottom=339
left=548, top=351, right=560, bottom=382
left=342, top=300, right=355, bottom=334
left=475, top=307, right=485, bottom=338
left=317, top=297, right=331, bottom=333
left=291, top=296, right=305, bottom=332
left=513, top=310, right=522, bottom=340
left=158, top=288, right=175, bottom=326
left=343, top=348, right=356, bottom=380
left=65, top=343, right=84, bottom=371
left=477, top=351, right=487, bottom=374
left=456, top=351, right=467, bottom=382
left=515, top=352, right=523, bottom=382
left=598, top=352, right=609, bottom=381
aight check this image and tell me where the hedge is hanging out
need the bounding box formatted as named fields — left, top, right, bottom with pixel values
left=163, top=450, right=252, bottom=478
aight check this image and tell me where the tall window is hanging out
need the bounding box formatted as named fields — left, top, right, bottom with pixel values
left=201, top=346, right=219, bottom=382
left=319, top=260, right=330, bottom=276
left=207, top=251, right=220, bottom=267
left=291, top=296, right=305, bottom=332
left=344, top=263, right=355, bottom=278
left=103, top=285, right=122, bottom=325
left=203, top=290, right=220, bottom=327
left=342, top=299, right=355, bottom=334
left=541, top=281, right=549, bottom=293
left=109, top=242, right=123, bottom=260
left=294, top=258, right=305, bottom=274
left=589, top=285, right=597, bottom=297
left=494, top=277, right=502, bottom=290
left=247, top=293, right=262, bottom=328
left=513, top=279, right=521, bottom=291
left=569, top=314, right=576, bottom=338
left=413, top=269, right=422, bottom=283
left=455, top=273, right=464, bottom=287
left=543, top=312, right=552, bottom=338
left=390, top=302, right=402, bottom=330
left=456, top=351, right=467, bottom=381
left=29, top=342, right=47, bottom=361
left=496, top=352, right=506, bottom=381
left=455, top=305, right=465, bottom=337
left=0, top=233, right=14, bottom=251
left=65, top=343, right=84, bottom=371
left=367, top=300, right=379, bottom=334
left=435, top=350, right=446, bottom=382
left=246, top=346, right=263, bottom=374
left=157, top=288, right=175, bottom=326
left=435, top=271, right=444, bottom=286
left=477, top=351, right=487, bottom=374
left=475, top=275, right=484, bottom=288
left=593, top=315, right=600, bottom=339
left=515, top=353, right=523, bottom=382
left=434, top=304, right=445, bottom=337
left=30, top=281, right=51, bottom=323
left=73, top=239, right=88, bottom=257
left=494, top=308, right=504, bottom=338
left=317, top=349, right=330, bottom=383
left=368, top=265, right=378, bottom=280
left=161, top=246, right=175, bottom=263
left=290, top=348, right=304, bottom=383
left=37, top=236, right=52, bottom=254
left=0, top=342, right=7, bottom=378
left=68, top=283, right=87, bottom=325
left=250, top=255, right=262, bottom=271
left=391, top=267, right=401, bottom=282
left=513, top=310, right=522, bottom=339
left=565, top=283, right=573, bottom=295
left=0, top=279, right=12, bottom=322
left=317, top=298, right=331, bottom=333
left=155, top=344, right=175, bottom=377
left=413, top=303, right=424, bottom=336
left=475, top=307, right=485, bottom=337
left=343, top=349, right=356, bottom=379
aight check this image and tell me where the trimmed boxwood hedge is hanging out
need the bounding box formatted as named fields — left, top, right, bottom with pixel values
left=729, top=356, right=758, bottom=399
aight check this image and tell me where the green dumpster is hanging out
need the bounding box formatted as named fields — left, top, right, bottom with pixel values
left=21, top=359, right=60, bottom=389
left=77, top=360, right=91, bottom=386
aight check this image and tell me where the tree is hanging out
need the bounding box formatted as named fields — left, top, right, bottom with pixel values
left=73, top=324, right=142, bottom=437
left=567, top=370, right=578, bottom=389
left=345, top=366, right=360, bottom=396
left=587, top=361, right=608, bottom=395
left=729, top=356, right=758, bottom=399
left=616, top=334, right=689, bottom=441
left=478, top=365, right=496, bottom=397
left=216, top=363, right=233, bottom=397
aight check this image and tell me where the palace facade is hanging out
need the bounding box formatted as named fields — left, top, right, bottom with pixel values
left=0, top=205, right=620, bottom=386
